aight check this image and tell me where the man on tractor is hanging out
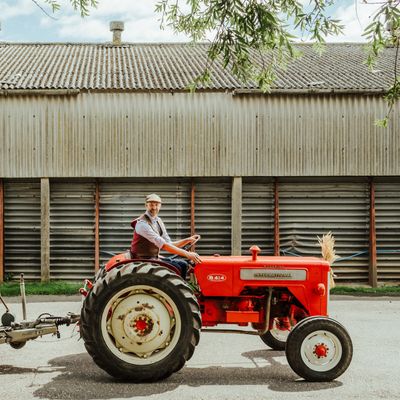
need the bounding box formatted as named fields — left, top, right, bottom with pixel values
left=130, top=193, right=201, bottom=276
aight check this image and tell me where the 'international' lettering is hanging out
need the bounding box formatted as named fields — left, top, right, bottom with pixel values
left=240, top=269, right=307, bottom=281
left=254, top=272, right=291, bottom=279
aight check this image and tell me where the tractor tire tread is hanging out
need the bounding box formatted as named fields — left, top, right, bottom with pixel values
left=81, top=262, right=201, bottom=382
left=285, top=316, right=353, bottom=382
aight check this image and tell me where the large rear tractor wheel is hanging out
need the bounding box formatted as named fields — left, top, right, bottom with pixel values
left=80, top=262, right=201, bottom=382
left=285, top=317, right=353, bottom=381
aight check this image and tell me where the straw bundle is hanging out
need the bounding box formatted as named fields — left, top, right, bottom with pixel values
left=317, top=232, right=339, bottom=289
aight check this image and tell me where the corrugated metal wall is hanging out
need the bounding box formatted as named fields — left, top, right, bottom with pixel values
left=2, top=177, right=400, bottom=284
left=1, top=93, right=399, bottom=178
left=99, top=179, right=192, bottom=265
left=3, top=180, right=41, bottom=279
left=0, top=97, right=45, bottom=177
left=375, top=178, right=400, bottom=282
left=50, top=180, right=95, bottom=280
left=98, top=178, right=231, bottom=262
left=279, top=178, right=370, bottom=283
left=194, top=180, right=232, bottom=255
left=242, top=178, right=274, bottom=255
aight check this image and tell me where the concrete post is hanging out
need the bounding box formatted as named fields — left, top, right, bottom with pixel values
left=41, top=178, right=50, bottom=282
left=231, top=177, right=242, bottom=256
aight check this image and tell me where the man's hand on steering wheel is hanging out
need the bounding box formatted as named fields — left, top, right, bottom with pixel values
left=184, top=234, right=201, bottom=249
left=191, top=234, right=201, bottom=242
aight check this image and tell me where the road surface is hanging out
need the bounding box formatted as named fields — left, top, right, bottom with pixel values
left=0, top=296, right=399, bottom=400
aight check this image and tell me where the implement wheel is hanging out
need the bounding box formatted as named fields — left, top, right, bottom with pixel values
left=80, top=262, right=201, bottom=382
left=285, top=316, right=353, bottom=381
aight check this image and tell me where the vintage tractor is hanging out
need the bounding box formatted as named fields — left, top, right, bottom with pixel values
left=78, top=239, right=353, bottom=382
left=0, top=238, right=352, bottom=382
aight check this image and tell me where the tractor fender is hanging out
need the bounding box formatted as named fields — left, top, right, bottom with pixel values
left=105, top=252, right=180, bottom=276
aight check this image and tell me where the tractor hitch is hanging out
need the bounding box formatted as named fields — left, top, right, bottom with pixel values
left=0, top=273, right=80, bottom=349
left=0, top=312, right=80, bottom=348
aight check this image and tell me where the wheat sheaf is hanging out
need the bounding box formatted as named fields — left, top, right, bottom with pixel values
left=317, top=232, right=338, bottom=289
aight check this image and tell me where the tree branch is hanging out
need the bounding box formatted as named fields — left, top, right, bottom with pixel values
left=31, top=0, right=58, bottom=20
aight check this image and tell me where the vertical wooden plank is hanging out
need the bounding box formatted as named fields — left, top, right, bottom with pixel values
left=231, top=176, right=242, bottom=256
left=369, top=177, right=378, bottom=287
left=41, top=178, right=50, bottom=282
left=190, top=179, right=196, bottom=251
left=94, top=179, right=100, bottom=272
left=0, top=179, right=4, bottom=283
left=274, top=178, right=280, bottom=256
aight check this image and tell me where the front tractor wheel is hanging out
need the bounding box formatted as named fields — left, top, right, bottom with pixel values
left=80, top=263, right=201, bottom=382
left=285, top=317, right=353, bottom=382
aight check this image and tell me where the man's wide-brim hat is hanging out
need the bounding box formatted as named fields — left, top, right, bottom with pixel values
left=146, top=193, right=162, bottom=203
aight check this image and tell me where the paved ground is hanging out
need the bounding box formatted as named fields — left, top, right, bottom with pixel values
left=0, top=296, right=399, bottom=400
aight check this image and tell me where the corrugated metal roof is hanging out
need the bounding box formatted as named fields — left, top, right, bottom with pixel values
left=0, top=42, right=396, bottom=91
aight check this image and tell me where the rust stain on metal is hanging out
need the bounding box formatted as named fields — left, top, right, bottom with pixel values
left=94, top=179, right=100, bottom=272
left=0, top=179, right=4, bottom=283
left=274, top=178, right=280, bottom=256
left=190, top=179, right=196, bottom=251
left=369, top=178, right=377, bottom=288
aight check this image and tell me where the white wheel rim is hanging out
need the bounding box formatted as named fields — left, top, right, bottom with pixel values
left=100, top=285, right=181, bottom=365
left=300, top=330, right=342, bottom=372
left=270, top=318, right=290, bottom=342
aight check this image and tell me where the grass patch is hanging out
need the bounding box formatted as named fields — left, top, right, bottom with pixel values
left=0, top=281, right=399, bottom=297
left=331, top=285, right=400, bottom=296
left=0, top=281, right=81, bottom=297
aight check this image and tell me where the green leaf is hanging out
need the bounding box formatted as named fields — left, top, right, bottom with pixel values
left=375, top=118, right=389, bottom=128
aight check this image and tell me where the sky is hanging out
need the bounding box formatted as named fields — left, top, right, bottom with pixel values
left=0, top=0, right=382, bottom=43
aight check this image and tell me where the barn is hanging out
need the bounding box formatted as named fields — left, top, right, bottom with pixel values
left=0, top=35, right=399, bottom=286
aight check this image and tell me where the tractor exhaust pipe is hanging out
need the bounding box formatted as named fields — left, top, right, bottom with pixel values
left=259, top=287, right=273, bottom=335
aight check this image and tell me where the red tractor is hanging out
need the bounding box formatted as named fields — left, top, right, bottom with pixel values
left=79, top=241, right=353, bottom=382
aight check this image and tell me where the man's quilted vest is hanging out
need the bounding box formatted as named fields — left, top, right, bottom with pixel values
left=130, top=214, right=165, bottom=258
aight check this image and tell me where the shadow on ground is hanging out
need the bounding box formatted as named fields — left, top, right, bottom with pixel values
left=30, top=349, right=342, bottom=399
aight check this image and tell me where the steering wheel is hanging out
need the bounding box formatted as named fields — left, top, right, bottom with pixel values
left=183, top=234, right=201, bottom=251
left=169, top=234, right=201, bottom=260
